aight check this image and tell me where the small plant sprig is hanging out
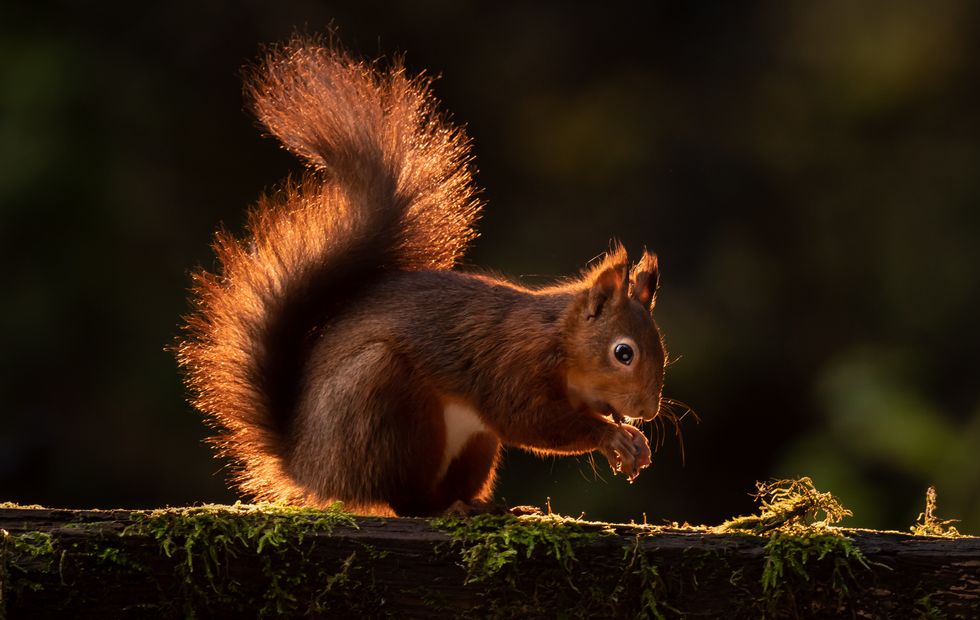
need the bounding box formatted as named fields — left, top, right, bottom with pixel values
left=718, top=476, right=852, bottom=534
left=910, top=486, right=960, bottom=538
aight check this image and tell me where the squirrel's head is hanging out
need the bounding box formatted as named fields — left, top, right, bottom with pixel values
left=563, top=247, right=665, bottom=422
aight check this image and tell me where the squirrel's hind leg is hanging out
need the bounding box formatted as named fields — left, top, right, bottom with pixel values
left=292, top=341, right=499, bottom=517
left=416, top=429, right=500, bottom=516
left=288, top=342, right=439, bottom=513
left=382, top=378, right=502, bottom=516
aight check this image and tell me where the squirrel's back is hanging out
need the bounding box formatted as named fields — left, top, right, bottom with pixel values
left=176, top=38, right=482, bottom=501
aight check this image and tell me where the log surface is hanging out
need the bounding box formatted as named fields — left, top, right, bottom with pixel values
left=1, top=506, right=978, bottom=618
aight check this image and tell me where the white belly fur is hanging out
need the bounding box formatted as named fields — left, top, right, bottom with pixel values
left=438, top=401, right=487, bottom=480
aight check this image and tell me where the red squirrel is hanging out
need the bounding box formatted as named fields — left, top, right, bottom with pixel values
left=177, top=38, right=667, bottom=517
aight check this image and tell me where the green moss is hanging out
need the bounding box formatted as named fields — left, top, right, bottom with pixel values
left=130, top=501, right=354, bottom=568
left=0, top=502, right=387, bottom=617
left=761, top=529, right=871, bottom=613
left=5, top=530, right=57, bottom=596
left=125, top=501, right=359, bottom=617
left=1, top=481, right=964, bottom=617
left=718, top=477, right=877, bottom=617
left=434, top=513, right=684, bottom=618
left=431, top=505, right=873, bottom=618
left=433, top=512, right=602, bottom=585
left=9, top=530, right=57, bottom=582
left=434, top=513, right=602, bottom=615
left=9, top=531, right=54, bottom=561
left=94, top=544, right=146, bottom=575
left=615, top=535, right=674, bottom=620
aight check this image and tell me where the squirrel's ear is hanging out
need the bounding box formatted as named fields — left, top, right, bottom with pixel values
left=630, top=250, right=660, bottom=311
left=587, top=263, right=628, bottom=320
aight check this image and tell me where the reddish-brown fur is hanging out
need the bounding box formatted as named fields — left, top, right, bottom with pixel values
left=177, top=37, right=667, bottom=516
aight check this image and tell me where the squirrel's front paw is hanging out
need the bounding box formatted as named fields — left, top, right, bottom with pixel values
left=599, top=424, right=652, bottom=482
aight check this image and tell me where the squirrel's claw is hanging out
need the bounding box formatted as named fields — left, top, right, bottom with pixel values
left=628, top=427, right=653, bottom=475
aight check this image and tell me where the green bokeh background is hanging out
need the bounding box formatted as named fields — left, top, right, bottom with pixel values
left=2, top=2, right=978, bottom=531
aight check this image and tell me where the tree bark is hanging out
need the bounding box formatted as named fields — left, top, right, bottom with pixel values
left=1, top=506, right=978, bottom=618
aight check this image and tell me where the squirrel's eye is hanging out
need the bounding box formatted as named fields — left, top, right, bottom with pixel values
left=613, top=343, right=634, bottom=365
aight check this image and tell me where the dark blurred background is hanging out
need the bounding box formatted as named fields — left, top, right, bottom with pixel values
left=2, top=1, right=979, bottom=531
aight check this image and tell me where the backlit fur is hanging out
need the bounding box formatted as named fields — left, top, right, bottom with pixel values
left=177, top=37, right=667, bottom=516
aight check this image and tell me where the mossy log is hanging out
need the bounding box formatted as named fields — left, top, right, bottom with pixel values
left=1, top=505, right=978, bottom=618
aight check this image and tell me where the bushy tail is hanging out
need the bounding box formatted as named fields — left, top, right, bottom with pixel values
left=176, top=37, right=482, bottom=501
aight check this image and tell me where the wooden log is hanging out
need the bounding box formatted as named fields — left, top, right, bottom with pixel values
left=1, top=505, right=978, bottom=618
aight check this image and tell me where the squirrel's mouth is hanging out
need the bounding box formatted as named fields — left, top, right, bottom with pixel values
left=595, top=401, right=626, bottom=424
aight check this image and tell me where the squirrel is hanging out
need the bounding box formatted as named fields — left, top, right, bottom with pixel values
left=176, top=37, right=668, bottom=517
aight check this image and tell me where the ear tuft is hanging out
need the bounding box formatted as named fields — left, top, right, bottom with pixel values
left=586, top=246, right=629, bottom=319
left=630, top=249, right=660, bottom=310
